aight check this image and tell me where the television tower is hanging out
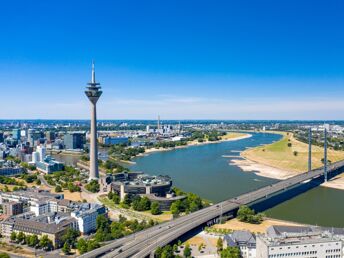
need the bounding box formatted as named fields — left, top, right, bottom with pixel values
left=85, top=61, right=102, bottom=181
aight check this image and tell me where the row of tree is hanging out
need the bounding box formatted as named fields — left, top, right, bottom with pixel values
left=155, top=243, right=192, bottom=258
left=170, top=187, right=207, bottom=216
left=108, top=145, right=145, bottom=161
left=237, top=205, right=264, bottom=224
left=10, top=232, right=53, bottom=251
left=115, top=192, right=162, bottom=215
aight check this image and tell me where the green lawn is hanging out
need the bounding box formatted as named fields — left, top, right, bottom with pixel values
left=242, top=132, right=344, bottom=172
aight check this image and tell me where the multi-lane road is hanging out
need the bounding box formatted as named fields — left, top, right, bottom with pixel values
left=79, top=160, right=344, bottom=258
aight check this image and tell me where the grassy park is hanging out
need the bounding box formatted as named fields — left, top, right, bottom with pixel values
left=242, top=132, right=344, bottom=172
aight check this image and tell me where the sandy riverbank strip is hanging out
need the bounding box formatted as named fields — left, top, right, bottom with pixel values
left=232, top=155, right=344, bottom=190
left=230, top=158, right=299, bottom=180
left=321, top=173, right=344, bottom=190
left=231, top=147, right=344, bottom=190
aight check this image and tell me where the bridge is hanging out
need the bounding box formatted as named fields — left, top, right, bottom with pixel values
left=79, top=160, right=344, bottom=258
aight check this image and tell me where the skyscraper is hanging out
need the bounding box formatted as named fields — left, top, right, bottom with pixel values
left=85, top=61, right=102, bottom=181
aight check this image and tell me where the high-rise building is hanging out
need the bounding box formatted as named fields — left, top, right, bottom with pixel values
left=45, top=131, right=55, bottom=143
left=36, top=145, right=46, bottom=161
left=12, top=129, right=21, bottom=140
left=32, top=151, right=39, bottom=163
left=0, top=132, right=3, bottom=143
left=85, top=61, right=102, bottom=181
left=64, top=132, right=85, bottom=150
left=27, top=129, right=42, bottom=147
left=2, top=201, right=23, bottom=216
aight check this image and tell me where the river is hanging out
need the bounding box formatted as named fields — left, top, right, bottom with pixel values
left=129, top=132, right=344, bottom=227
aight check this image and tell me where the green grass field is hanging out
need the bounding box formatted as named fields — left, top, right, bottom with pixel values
left=242, top=132, right=344, bottom=172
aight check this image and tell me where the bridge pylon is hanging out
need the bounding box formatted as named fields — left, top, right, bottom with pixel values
left=324, top=128, right=328, bottom=182
left=308, top=127, right=312, bottom=172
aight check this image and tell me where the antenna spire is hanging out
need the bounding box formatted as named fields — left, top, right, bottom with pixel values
left=91, top=60, right=95, bottom=84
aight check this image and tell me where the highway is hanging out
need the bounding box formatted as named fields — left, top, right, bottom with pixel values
left=79, top=160, right=344, bottom=258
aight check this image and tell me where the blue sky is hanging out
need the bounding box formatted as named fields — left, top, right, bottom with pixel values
left=0, top=0, right=343, bottom=120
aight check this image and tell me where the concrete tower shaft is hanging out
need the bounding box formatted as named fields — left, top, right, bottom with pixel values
left=85, top=61, right=102, bottom=181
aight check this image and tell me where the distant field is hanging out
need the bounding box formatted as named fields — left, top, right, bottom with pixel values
left=242, top=132, right=344, bottom=173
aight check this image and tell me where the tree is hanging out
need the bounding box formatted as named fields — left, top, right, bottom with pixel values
left=220, top=246, right=241, bottom=258
left=287, top=143, right=292, bottom=147
left=62, top=242, right=71, bottom=255
left=170, top=201, right=181, bottom=216
left=151, top=202, right=161, bottom=215
left=86, top=239, right=100, bottom=252
left=55, top=185, right=62, bottom=192
left=76, top=238, right=88, bottom=254
left=140, top=196, right=151, bottom=211
left=10, top=231, right=16, bottom=242
left=183, top=243, right=192, bottom=258
left=39, top=235, right=53, bottom=250
left=293, top=151, right=298, bottom=156
left=217, top=237, right=223, bottom=253
left=0, top=253, right=10, bottom=258
left=27, top=234, right=39, bottom=247
left=16, top=231, right=26, bottom=244
left=121, top=193, right=133, bottom=208
left=62, top=228, right=80, bottom=248
left=160, top=245, right=174, bottom=258
left=96, top=214, right=110, bottom=231
left=85, top=180, right=100, bottom=193
left=237, top=205, right=264, bottom=224
left=113, top=193, right=120, bottom=204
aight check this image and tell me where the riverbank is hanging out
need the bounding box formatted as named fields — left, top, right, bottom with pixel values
left=212, top=217, right=306, bottom=234
left=143, top=132, right=252, bottom=155
left=233, top=131, right=344, bottom=190
left=230, top=158, right=298, bottom=180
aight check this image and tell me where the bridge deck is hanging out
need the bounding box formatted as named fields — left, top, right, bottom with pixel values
left=79, top=160, right=344, bottom=258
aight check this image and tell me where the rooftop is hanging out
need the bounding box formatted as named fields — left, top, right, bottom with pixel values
left=3, top=212, right=76, bottom=234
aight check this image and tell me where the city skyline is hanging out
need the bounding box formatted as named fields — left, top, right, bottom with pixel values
left=0, top=0, right=343, bottom=120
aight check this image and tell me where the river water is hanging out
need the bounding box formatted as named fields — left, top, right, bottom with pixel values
left=129, top=132, right=344, bottom=227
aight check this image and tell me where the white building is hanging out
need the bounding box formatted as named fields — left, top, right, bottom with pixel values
left=36, top=145, right=46, bottom=161
left=71, top=203, right=106, bottom=234
left=32, top=151, right=39, bottom=163
left=224, top=230, right=256, bottom=258
left=257, top=226, right=343, bottom=258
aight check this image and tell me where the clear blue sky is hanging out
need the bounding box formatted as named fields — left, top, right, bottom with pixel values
left=0, top=0, right=343, bottom=120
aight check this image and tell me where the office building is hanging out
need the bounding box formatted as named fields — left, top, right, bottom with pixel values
left=103, top=136, right=129, bottom=145
left=36, top=145, right=46, bottom=161
left=45, top=131, right=55, bottom=142
left=36, top=156, right=64, bottom=174
left=27, top=129, right=42, bottom=147
left=2, top=201, right=24, bottom=216
left=64, top=132, right=85, bottom=150
left=256, top=226, right=343, bottom=258
left=12, top=129, right=21, bottom=140
left=70, top=202, right=106, bottom=234
left=0, top=160, right=25, bottom=176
